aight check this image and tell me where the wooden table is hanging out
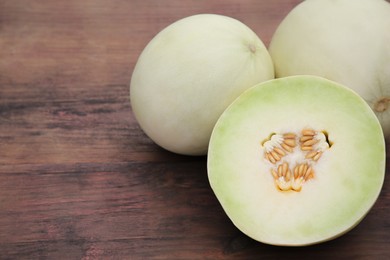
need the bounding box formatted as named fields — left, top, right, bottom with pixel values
left=1, top=0, right=389, bottom=259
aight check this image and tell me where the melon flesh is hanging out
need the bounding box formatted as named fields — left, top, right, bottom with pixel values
left=207, top=75, right=385, bottom=246
left=130, top=14, right=274, bottom=155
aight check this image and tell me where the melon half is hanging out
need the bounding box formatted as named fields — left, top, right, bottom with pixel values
left=207, top=75, right=385, bottom=246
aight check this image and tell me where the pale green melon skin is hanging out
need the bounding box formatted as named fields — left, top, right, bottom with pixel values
left=268, top=0, right=390, bottom=136
left=130, top=14, right=274, bottom=155
left=208, top=75, right=385, bottom=246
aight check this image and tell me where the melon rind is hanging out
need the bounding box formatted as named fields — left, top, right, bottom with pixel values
left=268, top=0, right=390, bottom=136
left=207, top=75, right=386, bottom=246
left=130, top=14, right=274, bottom=155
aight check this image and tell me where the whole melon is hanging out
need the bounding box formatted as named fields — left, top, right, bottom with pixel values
left=131, top=14, right=274, bottom=155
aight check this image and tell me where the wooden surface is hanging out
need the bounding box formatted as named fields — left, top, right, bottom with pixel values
left=1, top=0, right=389, bottom=259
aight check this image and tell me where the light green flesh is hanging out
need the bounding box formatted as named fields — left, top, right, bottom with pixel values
left=207, top=75, right=385, bottom=246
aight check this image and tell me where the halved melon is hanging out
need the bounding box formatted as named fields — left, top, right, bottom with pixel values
left=207, top=75, right=385, bottom=246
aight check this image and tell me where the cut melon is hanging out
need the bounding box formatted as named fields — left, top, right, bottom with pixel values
left=207, top=75, right=385, bottom=246
left=130, top=14, right=274, bottom=155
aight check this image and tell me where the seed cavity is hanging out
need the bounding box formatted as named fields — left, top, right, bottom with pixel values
left=263, top=133, right=297, bottom=164
left=271, top=162, right=292, bottom=191
left=262, top=128, right=330, bottom=192
left=299, top=129, right=329, bottom=161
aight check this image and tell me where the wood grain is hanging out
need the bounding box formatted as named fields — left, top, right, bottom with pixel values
left=1, top=0, right=390, bottom=259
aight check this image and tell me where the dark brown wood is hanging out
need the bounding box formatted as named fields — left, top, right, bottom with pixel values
left=1, top=0, right=390, bottom=259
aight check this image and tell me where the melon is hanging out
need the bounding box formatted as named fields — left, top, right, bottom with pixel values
left=268, top=0, right=390, bottom=136
left=207, top=75, right=385, bottom=246
left=130, top=14, right=274, bottom=155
